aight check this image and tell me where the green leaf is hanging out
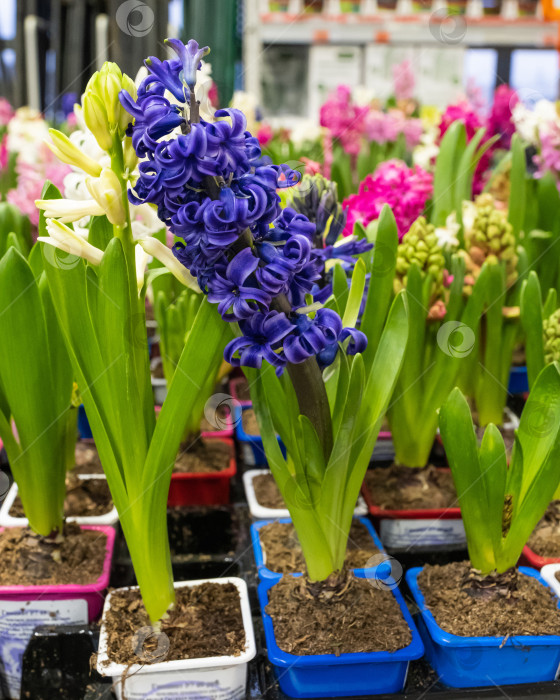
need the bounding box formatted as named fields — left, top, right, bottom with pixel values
left=439, top=388, right=496, bottom=572
left=431, top=121, right=466, bottom=227
left=332, top=263, right=349, bottom=318
left=509, top=135, right=527, bottom=242
left=520, top=271, right=545, bottom=389
left=342, top=257, right=366, bottom=328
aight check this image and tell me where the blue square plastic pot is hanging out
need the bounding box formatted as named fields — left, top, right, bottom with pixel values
left=251, top=517, right=387, bottom=583
left=234, top=405, right=285, bottom=466
left=77, top=405, right=93, bottom=439
left=406, top=566, right=560, bottom=688
left=508, top=365, right=529, bottom=394
left=258, top=571, right=424, bottom=697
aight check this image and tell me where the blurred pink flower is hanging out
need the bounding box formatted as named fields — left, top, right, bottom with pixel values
left=393, top=60, right=415, bottom=101
left=6, top=148, right=70, bottom=228
left=487, top=84, right=519, bottom=150
left=534, top=122, right=560, bottom=185
left=0, top=134, right=7, bottom=171
left=438, top=101, right=489, bottom=194
left=343, top=159, right=433, bottom=239
left=301, top=157, right=322, bottom=175
left=402, top=118, right=423, bottom=150
left=257, top=123, right=273, bottom=146
left=320, top=85, right=368, bottom=156
left=0, top=98, right=14, bottom=126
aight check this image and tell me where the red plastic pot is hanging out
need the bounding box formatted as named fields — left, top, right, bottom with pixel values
left=519, top=545, right=560, bottom=569
left=361, top=471, right=465, bottom=549
left=168, top=437, right=236, bottom=507
left=154, top=405, right=235, bottom=439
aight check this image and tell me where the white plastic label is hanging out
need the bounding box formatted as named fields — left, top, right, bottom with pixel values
left=113, top=666, right=247, bottom=700
left=380, top=518, right=466, bottom=549
left=241, top=444, right=256, bottom=466
left=0, top=598, right=87, bottom=699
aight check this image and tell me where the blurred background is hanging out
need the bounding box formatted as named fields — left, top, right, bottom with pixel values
left=0, top=0, right=558, bottom=121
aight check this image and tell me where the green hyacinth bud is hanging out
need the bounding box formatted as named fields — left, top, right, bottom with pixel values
left=543, top=309, right=560, bottom=365
left=82, top=62, right=137, bottom=152
left=395, top=216, right=446, bottom=300
left=287, top=173, right=346, bottom=243
left=465, top=194, right=518, bottom=284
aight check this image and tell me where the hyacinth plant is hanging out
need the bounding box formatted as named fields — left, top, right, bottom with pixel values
left=440, top=363, right=560, bottom=575
left=456, top=193, right=525, bottom=428
left=120, top=38, right=409, bottom=583
left=0, top=234, right=76, bottom=535
left=36, top=60, right=233, bottom=623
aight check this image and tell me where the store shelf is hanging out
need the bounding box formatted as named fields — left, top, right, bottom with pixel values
left=259, top=13, right=558, bottom=46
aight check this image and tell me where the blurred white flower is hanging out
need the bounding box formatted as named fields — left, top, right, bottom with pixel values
left=462, top=201, right=477, bottom=235
left=512, top=99, right=560, bottom=146
left=353, top=85, right=376, bottom=108
left=413, top=130, right=439, bottom=171
left=7, top=107, right=50, bottom=164
left=435, top=212, right=460, bottom=250
left=230, top=90, right=260, bottom=133
left=289, top=119, right=324, bottom=149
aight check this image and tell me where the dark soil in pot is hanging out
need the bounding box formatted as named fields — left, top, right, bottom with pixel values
left=364, top=464, right=457, bottom=510
left=0, top=523, right=107, bottom=586
left=242, top=409, right=260, bottom=436
left=10, top=474, right=112, bottom=518
left=253, top=473, right=285, bottom=509
left=74, top=442, right=104, bottom=475
left=417, top=562, right=560, bottom=637
left=167, top=506, right=237, bottom=556
left=266, top=573, right=411, bottom=655
left=252, top=473, right=363, bottom=514
left=234, top=377, right=252, bottom=402
left=151, top=361, right=165, bottom=380
left=527, top=501, right=560, bottom=558
left=101, top=582, right=245, bottom=665
left=173, top=439, right=231, bottom=473
left=259, top=520, right=378, bottom=574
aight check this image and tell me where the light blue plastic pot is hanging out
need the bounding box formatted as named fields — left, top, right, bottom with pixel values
left=251, top=516, right=386, bottom=582
left=258, top=571, right=424, bottom=697
left=406, top=566, right=560, bottom=688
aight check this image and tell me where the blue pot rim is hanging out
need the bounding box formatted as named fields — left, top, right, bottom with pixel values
left=233, top=405, right=263, bottom=444
left=251, top=516, right=387, bottom=581
left=258, top=570, right=424, bottom=668
left=406, top=565, right=560, bottom=648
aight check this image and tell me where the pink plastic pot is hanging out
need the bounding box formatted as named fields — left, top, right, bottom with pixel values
left=0, top=524, right=115, bottom=619
left=0, top=524, right=115, bottom=698
left=154, top=405, right=235, bottom=439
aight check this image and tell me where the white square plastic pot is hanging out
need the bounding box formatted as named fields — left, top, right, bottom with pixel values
left=97, top=577, right=257, bottom=700
left=0, top=477, right=118, bottom=527
left=243, top=469, right=368, bottom=519
left=541, top=564, right=560, bottom=596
